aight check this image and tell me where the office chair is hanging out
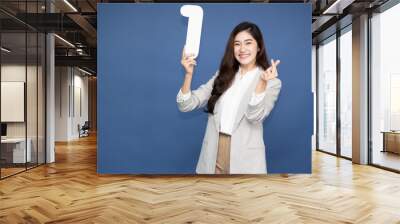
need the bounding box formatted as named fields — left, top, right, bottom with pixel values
left=79, top=121, right=90, bottom=138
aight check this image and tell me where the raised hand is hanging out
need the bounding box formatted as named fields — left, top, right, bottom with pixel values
left=181, top=47, right=197, bottom=75
left=261, top=59, right=280, bottom=81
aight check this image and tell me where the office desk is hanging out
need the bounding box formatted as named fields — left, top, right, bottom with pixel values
left=381, top=131, right=400, bottom=154
left=1, top=138, right=32, bottom=163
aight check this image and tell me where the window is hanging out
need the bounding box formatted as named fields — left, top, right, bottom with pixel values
left=339, top=27, right=352, bottom=158
left=371, top=2, right=400, bottom=171
left=318, top=36, right=337, bottom=154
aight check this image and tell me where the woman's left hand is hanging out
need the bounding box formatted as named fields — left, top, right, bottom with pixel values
left=261, top=59, right=280, bottom=82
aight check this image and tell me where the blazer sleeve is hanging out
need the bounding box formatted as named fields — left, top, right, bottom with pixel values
left=244, top=78, right=282, bottom=123
left=177, top=71, right=219, bottom=112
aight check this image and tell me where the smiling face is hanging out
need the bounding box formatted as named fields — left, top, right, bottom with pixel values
left=233, top=30, right=259, bottom=69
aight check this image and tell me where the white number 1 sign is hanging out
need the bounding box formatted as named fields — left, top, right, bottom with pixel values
left=180, top=5, right=203, bottom=58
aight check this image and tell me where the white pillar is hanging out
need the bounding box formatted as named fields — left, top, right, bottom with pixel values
left=352, top=14, right=369, bottom=164
left=46, top=1, right=55, bottom=163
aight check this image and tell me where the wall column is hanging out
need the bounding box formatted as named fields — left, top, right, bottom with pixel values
left=352, top=14, right=369, bottom=164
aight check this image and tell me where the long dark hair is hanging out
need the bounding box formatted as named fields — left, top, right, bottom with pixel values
left=206, top=21, right=270, bottom=114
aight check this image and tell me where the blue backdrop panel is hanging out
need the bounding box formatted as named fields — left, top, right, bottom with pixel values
left=98, top=3, right=312, bottom=174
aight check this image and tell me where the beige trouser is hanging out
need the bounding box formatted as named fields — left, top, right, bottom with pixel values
left=215, top=133, right=231, bottom=174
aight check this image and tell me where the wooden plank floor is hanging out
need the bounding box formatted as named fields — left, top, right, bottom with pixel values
left=1, top=134, right=400, bottom=224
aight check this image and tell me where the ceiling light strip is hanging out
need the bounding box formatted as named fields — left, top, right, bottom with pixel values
left=63, top=0, right=78, bottom=12
left=1, top=47, right=11, bottom=53
left=323, top=0, right=342, bottom=14
left=54, top=34, right=75, bottom=48
left=78, top=67, right=93, bottom=76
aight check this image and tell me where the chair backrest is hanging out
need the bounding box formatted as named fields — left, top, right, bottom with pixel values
left=82, top=121, right=90, bottom=129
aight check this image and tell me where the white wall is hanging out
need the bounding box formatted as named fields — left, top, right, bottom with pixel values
left=1, top=65, right=26, bottom=130
left=1, top=65, right=39, bottom=138
left=70, top=72, right=89, bottom=138
left=55, top=67, right=89, bottom=141
left=55, top=66, right=69, bottom=141
left=1, top=64, right=26, bottom=81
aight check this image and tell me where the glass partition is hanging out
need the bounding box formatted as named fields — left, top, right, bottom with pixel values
left=371, top=3, right=400, bottom=171
left=1, top=31, right=28, bottom=177
left=317, top=35, right=337, bottom=155
left=0, top=1, right=46, bottom=179
left=339, top=27, right=352, bottom=158
left=27, top=30, right=38, bottom=169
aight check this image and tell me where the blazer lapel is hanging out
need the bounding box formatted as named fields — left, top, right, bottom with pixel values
left=212, top=67, right=262, bottom=134
left=231, top=68, right=262, bottom=132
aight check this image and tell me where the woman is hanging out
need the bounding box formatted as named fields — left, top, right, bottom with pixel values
left=177, top=21, right=281, bottom=174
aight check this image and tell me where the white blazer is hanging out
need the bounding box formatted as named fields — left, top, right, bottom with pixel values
left=177, top=70, right=282, bottom=174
